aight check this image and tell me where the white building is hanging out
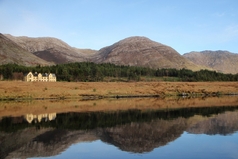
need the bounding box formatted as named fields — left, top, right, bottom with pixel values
left=24, top=72, right=56, bottom=82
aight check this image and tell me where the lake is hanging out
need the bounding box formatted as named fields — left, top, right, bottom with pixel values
left=0, top=96, right=238, bottom=159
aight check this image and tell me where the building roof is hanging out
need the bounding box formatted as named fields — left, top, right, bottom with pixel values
left=42, top=73, right=48, bottom=77
left=24, top=72, right=56, bottom=78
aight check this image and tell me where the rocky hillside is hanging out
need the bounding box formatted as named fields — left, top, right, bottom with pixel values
left=183, top=50, right=238, bottom=74
left=0, top=34, right=51, bottom=66
left=4, top=34, right=96, bottom=64
left=94, top=36, right=207, bottom=71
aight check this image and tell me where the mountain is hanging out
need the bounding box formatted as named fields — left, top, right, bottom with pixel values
left=0, top=34, right=51, bottom=66
left=183, top=50, right=238, bottom=74
left=93, top=36, right=208, bottom=71
left=4, top=34, right=238, bottom=73
left=4, top=34, right=96, bottom=64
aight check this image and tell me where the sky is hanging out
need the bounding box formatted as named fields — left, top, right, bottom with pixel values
left=0, top=0, right=238, bottom=54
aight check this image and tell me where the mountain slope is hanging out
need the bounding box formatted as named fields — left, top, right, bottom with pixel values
left=93, top=36, right=208, bottom=71
left=4, top=34, right=96, bottom=64
left=0, top=34, right=51, bottom=66
left=183, top=51, right=238, bottom=74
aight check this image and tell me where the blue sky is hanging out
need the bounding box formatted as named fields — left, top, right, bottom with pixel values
left=1, top=0, right=238, bottom=54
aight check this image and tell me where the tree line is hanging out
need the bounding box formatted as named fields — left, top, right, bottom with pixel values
left=0, top=62, right=237, bottom=82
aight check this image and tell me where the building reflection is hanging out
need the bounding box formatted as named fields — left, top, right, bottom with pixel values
left=24, top=113, right=57, bottom=123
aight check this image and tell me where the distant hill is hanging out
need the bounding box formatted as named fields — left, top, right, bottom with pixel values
left=0, top=33, right=51, bottom=66
left=183, top=50, right=238, bottom=74
left=93, top=36, right=207, bottom=71
left=4, top=34, right=96, bottom=64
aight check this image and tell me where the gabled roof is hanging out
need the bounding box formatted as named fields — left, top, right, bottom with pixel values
left=33, top=72, right=39, bottom=77
left=42, top=73, right=48, bottom=77
left=24, top=72, right=56, bottom=78
left=50, top=73, right=56, bottom=77
left=24, top=72, right=34, bottom=76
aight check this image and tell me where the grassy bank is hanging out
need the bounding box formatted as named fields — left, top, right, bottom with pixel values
left=0, top=81, right=237, bottom=100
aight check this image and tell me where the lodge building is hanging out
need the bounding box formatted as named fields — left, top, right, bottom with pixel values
left=24, top=72, right=56, bottom=82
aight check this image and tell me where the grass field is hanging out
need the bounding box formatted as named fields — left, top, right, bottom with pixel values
left=0, top=81, right=237, bottom=100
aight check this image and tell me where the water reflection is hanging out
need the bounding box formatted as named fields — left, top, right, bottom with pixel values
left=1, top=103, right=238, bottom=158
left=25, top=113, right=56, bottom=123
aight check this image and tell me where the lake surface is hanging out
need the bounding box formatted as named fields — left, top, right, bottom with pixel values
left=0, top=96, right=238, bottom=159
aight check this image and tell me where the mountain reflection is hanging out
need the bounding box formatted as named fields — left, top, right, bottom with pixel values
left=99, top=118, right=186, bottom=153
left=1, top=106, right=238, bottom=158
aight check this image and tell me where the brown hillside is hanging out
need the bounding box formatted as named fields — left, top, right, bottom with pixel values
left=4, top=34, right=96, bottom=64
left=183, top=50, right=238, bottom=74
left=3, top=34, right=237, bottom=74
left=93, top=36, right=208, bottom=71
left=0, top=34, right=51, bottom=66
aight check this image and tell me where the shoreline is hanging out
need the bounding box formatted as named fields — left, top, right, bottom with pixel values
left=1, top=93, right=238, bottom=101
left=1, top=95, right=238, bottom=118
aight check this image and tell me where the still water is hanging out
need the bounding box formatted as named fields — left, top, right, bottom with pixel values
left=0, top=96, right=238, bottom=159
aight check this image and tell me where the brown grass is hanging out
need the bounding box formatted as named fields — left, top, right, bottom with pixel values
left=0, top=81, right=237, bottom=99
left=0, top=81, right=237, bottom=117
left=0, top=96, right=238, bottom=118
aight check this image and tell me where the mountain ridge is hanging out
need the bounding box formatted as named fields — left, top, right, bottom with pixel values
left=4, top=34, right=96, bottom=64
left=1, top=33, right=238, bottom=74
left=93, top=36, right=208, bottom=71
left=0, top=33, right=52, bottom=66
left=183, top=50, right=238, bottom=74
